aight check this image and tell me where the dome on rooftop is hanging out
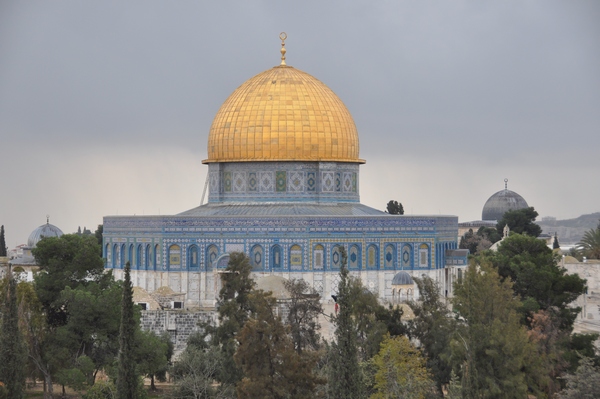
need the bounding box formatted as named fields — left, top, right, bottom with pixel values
left=482, top=180, right=529, bottom=221
left=203, top=34, right=363, bottom=165
left=27, top=219, right=63, bottom=248
left=392, top=271, right=414, bottom=286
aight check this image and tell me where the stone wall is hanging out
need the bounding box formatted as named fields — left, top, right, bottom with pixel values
left=140, top=310, right=216, bottom=355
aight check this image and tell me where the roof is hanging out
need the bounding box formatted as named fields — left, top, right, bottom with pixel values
left=27, top=221, right=64, bottom=248
left=178, top=202, right=388, bottom=217
left=482, top=189, right=529, bottom=221
left=392, top=271, right=414, bottom=286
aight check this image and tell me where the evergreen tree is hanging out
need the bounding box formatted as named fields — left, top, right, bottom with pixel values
left=553, top=233, right=560, bottom=249
left=385, top=200, right=404, bottom=215
left=0, top=274, right=27, bottom=399
left=116, top=262, right=140, bottom=399
left=0, top=225, right=6, bottom=257
left=496, top=206, right=542, bottom=237
left=328, top=247, right=363, bottom=399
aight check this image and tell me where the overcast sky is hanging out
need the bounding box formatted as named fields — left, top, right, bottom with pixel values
left=1, top=1, right=599, bottom=247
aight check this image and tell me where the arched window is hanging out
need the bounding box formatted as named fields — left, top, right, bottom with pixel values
left=331, top=245, right=342, bottom=269
left=367, top=245, right=378, bottom=270
left=120, top=244, right=126, bottom=268
left=348, top=244, right=360, bottom=270
left=250, top=245, right=263, bottom=271
left=401, top=244, right=412, bottom=269
left=112, top=244, right=118, bottom=268
left=188, top=245, right=199, bottom=269
left=128, top=244, right=134, bottom=266
left=384, top=244, right=395, bottom=269
left=136, top=245, right=142, bottom=269
left=168, top=244, right=181, bottom=270
left=313, top=244, right=324, bottom=270
left=290, top=245, right=302, bottom=270
left=144, top=245, right=150, bottom=270
left=104, top=244, right=109, bottom=262
left=206, top=245, right=218, bottom=271
left=271, top=245, right=282, bottom=269
left=419, top=244, right=429, bottom=268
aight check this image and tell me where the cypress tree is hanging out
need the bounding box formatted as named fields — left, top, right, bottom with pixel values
left=327, top=247, right=363, bottom=399
left=116, top=262, right=140, bottom=399
left=0, top=273, right=27, bottom=399
left=0, top=225, right=7, bottom=257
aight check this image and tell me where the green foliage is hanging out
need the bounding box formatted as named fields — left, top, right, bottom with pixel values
left=386, top=200, right=404, bottom=215
left=234, top=290, right=323, bottom=399
left=95, top=225, right=104, bottom=256
left=370, top=334, right=435, bottom=399
left=83, top=380, right=116, bottom=399
left=0, top=275, right=27, bottom=399
left=408, top=276, right=455, bottom=392
left=451, top=260, right=532, bottom=398
left=556, top=357, right=600, bottom=399
left=553, top=233, right=560, bottom=249
left=488, top=233, right=586, bottom=331
left=459, top=227, right=501, bottom=255
left=284, top=278, right=323, bottom=354
left=0, top=225, right=6, bottom=257
left=33, top=234, right=112, bottom=327
left=205, top=252, right=256, bottom=386
left=327, top=247, right=363, bottom=399
left=577, top=221, right=600, bottom=259
left=496, top=206, right=542, bottom=237
left=135, top=331, right=172, bottom=391
left=116, top=263, right=141, bottom=399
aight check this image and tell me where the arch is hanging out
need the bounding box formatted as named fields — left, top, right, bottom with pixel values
left=271, top=245, right=282, bottom=269
left=168, top=244, right=181, bottom=270
left=104, top=243, right=110, bottom=263
left=290, top=244, right=302, bottom=270
left=112, top=244, right=118, bottom=268
left=144, top=245, right=150, bottom=270
left=401, top=244, right=412, bottom=269
left=120, top=244, right=126, bottom=268
left=331, top=245, right=343, bottom=269
left=419, top=243, right=430, bottom=268
left=136, top=244, right=142, bottom=269
left=313, top=244, right=325, bottom=270
left=216, top=254, right=230, bottom=268
left=188, top=245, right=199, bottom=269
left=206, top=245, right=218, bottom=271
left=128, top=244, right=134, bottom=266
left=384, top=244, right=395, bottom=269
left=348, top=244, right=360, bottom=270
left=250, top=245, right=264, bottom=271
left=366, top=244, right=378, bottom=270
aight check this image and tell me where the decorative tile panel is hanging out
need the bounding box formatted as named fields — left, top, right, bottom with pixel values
left=306, top=172, right=316, bottom=192
left=259, top=171, right=274, bottom=192
left=288, top=171, right=304, bottom=192
left=276, top=171, right=287, bottom=192
left=224, top=172, right=232, bottom=192
left=233, top=171, right=246, bottom=193
left=248, top=172, right=257, bottom=192
left=343, top=172, right=352, bottom=192
left=321, top=172, right=334, bottom=192
left=335, top=172, right=341, bottom=192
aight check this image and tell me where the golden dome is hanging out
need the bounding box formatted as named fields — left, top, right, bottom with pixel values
left=203, top=65, right=364, bottom=164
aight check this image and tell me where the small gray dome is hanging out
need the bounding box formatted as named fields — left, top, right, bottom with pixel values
left=392, top=271, right=414, bottom=286
left=482, top=189, right=529, bottom=221
left=27, top=221, right=63, bottom=248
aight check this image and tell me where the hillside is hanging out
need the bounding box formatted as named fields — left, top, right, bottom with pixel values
left=538, top=212, right=600, bottom=244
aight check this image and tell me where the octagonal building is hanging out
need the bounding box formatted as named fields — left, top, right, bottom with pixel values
left=102, top=37, right=461, bottom=307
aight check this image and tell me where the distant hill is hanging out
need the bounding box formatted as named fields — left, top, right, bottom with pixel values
left=538, top=212, right=600, bottom=244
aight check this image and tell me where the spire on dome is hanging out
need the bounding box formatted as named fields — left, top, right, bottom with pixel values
left=279, top=32, right=287, bottom=66
left=504, top=178, right=508, bottom=190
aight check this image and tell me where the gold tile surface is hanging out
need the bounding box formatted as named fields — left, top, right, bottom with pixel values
left=203, top=66, right=364, bottom=164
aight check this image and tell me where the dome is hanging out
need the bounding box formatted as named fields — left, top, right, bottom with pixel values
left=203, top=65, right=364, bottom=164
left=482, top=182, right=529, bottom=221
left=255, top=275, right=289, bottom=299
left=27, top=219, right=63, bottom=248
left=392, top=271, right=414, bottom=286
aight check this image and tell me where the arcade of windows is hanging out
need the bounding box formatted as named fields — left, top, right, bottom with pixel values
left=105, top=242, right=434, bottom=271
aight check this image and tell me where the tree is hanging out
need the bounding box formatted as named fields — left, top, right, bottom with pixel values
left=386, top=200, right=404, bottom=215
left=577, top=221, right=600, bottom=259
left=205, top=252, right=256, bottom=386
left=496, top=206, right=542, bottom=237
left=370, top=334, right=435, bottom=399
left=327, top=247, right=363, bottom=399
left=408, top=276, right=455, bottom=392
left=0, top=225, right=6, bottom=257
left=556, top=357, right=600, bottom=399
left=234, top=290, right=323, bottom=399
left=488, top=233, right=586, bottom=331
left=136, top=331, right=172, bottom=391
left=94, top=225, right=103, bottom=256
left=116, top=262, right=141, bottom=399
left=0, top=274, right=27, bottom=399
left=283, top=278, right=323, bottom=354
left=451, top=260, right=532, bottom=398
left=553, top=233, right=560, bottom=250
